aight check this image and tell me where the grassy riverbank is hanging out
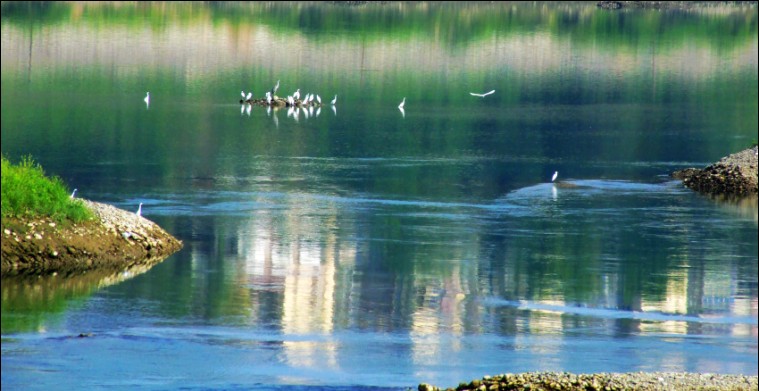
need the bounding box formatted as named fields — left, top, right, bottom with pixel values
left=1, top=155, right=92, bottom=223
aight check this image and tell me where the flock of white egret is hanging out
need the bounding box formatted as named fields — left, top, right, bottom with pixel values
left=132, top=86, right=559, bottom=216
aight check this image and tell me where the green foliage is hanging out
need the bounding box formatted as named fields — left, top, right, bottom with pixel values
left=1, top=155, right=93, bottom=223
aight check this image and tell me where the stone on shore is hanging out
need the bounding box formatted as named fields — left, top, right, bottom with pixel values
left=1, top=200, right=182, bottom=276
left=672, top=146, right=758, bottom=196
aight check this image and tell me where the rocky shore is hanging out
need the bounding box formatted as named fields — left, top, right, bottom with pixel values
left=1, top=200, right=182, bottom=276
left=419, top=372, right=759, bottom=391
left=672, top=146, right=758, bottom=196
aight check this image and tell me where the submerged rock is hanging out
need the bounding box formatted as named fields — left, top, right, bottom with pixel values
left=1, top=200, right=182, bottom=276
left=672, top=146, right=758, bottom=196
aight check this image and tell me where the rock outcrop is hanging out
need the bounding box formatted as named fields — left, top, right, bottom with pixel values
left=672, top=146, right=758, bottom=196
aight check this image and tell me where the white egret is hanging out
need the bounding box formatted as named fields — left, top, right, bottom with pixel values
left=273, top=80, right=280, bottom=95
left=316, top=94, right=321, bottom=104
left=398, top=97, right=406, bottom=109
left=246, top=91, right=252, bottom=101
left=470, top=90, right=495, bottom=98
left=551, top=171, right=559, bottom=182
left=136, top=202, right=143, bottom=217
left=241, top=91, right=246, bottom=99
left=331, top=95, right=337, bottom=105
left=70, top=188, right=77, bottom=198
left=293, top=89, right=301, bottom=101
left=144, top=92, right=150, bottom=105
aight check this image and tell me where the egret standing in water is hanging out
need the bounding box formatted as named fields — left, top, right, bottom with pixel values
left=245, top=91, right=252, bottom=101
left=136, top=203, right=143, bottom=217
left=331, top=95, right=337, bottom=105
left=551, top=171, right=559, bottom=183
left=398, top=97, right=406, bottom=109
left=144, top=92, right=150, bottom=106
left=70, top=189, right=77, bottom=198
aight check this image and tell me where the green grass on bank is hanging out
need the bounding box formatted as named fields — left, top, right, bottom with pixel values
left=1, top=155, right=93, bottom=223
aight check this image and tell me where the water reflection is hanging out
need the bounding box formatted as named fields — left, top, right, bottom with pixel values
left=708, top=195, right=759, bottom=224
left=1, top=260, right=170, bottom=334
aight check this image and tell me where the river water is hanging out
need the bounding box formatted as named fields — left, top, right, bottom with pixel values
left=1, top=2, right=757, bottom=389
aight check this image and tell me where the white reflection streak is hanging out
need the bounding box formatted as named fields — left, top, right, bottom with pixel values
left=331, top=105, right=337, bottom=116
left=399, top=107, right=405, bottom=118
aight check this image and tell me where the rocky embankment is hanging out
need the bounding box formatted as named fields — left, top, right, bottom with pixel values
left=672, top=146, right=758, bottom=196
left=1, top=200, right=182, bottom=276
left=419, top=372, right=759, bottom=391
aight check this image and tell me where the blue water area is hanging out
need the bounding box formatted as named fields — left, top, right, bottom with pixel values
left=1, top=2, right=757, bottom=389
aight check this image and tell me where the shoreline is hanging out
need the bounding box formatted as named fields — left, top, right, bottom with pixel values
left=1, top=199, right=182, bottom=276
left=419, top=371, right=759, bottom=391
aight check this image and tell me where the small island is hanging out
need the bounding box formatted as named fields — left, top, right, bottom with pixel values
left=1, top=156, right=182, bottom=276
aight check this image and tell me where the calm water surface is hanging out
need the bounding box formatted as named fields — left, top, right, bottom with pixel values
left=2, top=2, right=757, bottom=389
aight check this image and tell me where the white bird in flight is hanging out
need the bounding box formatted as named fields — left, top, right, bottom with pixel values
left=470, top=90, right=495, bottom=98
left=136, top=202, right=143, bottom=217
left=398, top=97, right=406, bottom=109
left=552, top=171, right=559, bottom=182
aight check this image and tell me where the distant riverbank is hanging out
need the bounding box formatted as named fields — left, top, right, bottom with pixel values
left=1, top=200, right=182, bottom=276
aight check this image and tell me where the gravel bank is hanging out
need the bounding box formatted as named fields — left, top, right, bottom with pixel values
left=1, top=200, right=182, bottom=276
left=672, top=146, right=758, bottom=196
left=419, top=372, right=759, bottom=391
left=597, top=1, right=757, bottom=10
